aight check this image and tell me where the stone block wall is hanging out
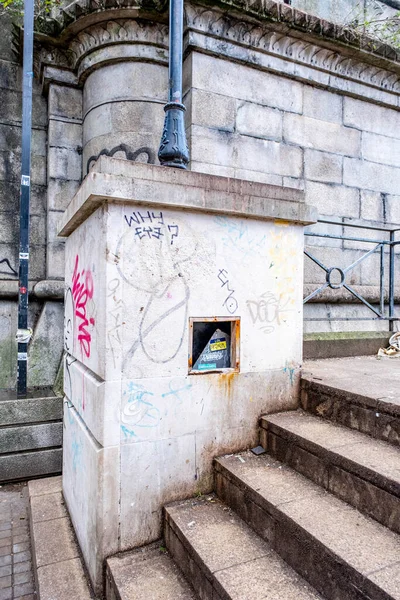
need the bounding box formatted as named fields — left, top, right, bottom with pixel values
left=1, top=0, right=400, bottom=391
left=183, top=37, right=400, bottom=332
left=0, top=14, right=54, bottom=389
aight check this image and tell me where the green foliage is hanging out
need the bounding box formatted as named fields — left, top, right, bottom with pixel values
left=345, top=2, right=400, bottom=50
left=0, top=0, right=61, bottom=24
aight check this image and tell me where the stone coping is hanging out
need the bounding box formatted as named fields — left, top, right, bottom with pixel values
left=58, top=157, right=316, bottom=237
left=34, top=0, right=400, bottom=68
left=0, top=280, right=64, bottom=300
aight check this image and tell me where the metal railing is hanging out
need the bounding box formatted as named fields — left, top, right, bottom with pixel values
left=304, top=219, right=400, bottom=330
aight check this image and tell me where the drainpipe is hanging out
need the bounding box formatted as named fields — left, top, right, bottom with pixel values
left=17, top=0, right=34, bottom=396
left=158, top=0, right=189, bottom=169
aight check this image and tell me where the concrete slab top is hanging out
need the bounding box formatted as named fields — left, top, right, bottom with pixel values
left=303, top=356, right=400, bottom=407
left=58, top=157, right=317, bottom=237
left=107, top=548, right=197, bottom=600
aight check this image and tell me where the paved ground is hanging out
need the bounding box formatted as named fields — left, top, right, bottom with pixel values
left=0, top=483, right=36, bottom=600
left=304, top=355, right=400, bottom=404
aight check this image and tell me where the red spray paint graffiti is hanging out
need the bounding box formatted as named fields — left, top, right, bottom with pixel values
left=71, top=255, right=95, bottom=358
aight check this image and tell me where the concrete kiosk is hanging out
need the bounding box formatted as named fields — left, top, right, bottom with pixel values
left=58, top=156, right=317, bottom=592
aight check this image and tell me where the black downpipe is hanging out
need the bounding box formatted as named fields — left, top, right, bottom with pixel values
left=158, top=0, right=189, bottom=168
left=17, top=0, right=34, bottom=396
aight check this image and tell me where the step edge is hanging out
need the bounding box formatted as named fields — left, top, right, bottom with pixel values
left=301, top=378, right=400, bottom=417
left=260, top=416, right=400, bottom=497
left=215, top=458, right=396, bottom=600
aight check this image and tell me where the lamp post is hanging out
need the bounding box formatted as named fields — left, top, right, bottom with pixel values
left=158, top=0, right=189, bottom=168
left=17, top=0, right=34, bottom=396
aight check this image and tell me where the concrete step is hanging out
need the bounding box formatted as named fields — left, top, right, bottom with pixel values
left=215, top=451, right=400, bottom=600
left=301, top=372, right=400, bottom=447
left=165, top=495, right=323, bottom=600
left=0, top=391, right=63, bottom=482
left=260, top=410, right=400, bottom=534
left=106, top=545, right=197, bottom=600
left=0, top=448, right=62, bottom=483
left=0, top=390, right=63, bottom=426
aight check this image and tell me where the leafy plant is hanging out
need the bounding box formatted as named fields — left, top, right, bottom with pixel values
left=344, top=1, right=400, bottom=49
left=0, top=0, right=62, bottom=24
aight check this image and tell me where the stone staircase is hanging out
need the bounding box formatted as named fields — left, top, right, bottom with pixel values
left=105, top=362, right=400, bottom=600
left=0, top=389, right=63, bottom=483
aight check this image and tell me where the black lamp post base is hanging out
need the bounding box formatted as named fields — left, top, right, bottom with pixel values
left=158, top=102, right=189, bottom=169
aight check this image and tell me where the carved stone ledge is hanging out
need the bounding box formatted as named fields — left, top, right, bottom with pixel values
left=31, top=0, right=400, bottom=104
left=184, top=3, right=400, bottom=104
left=68, top=18, right=168, bottom=71
left=33, top=43, right=74, bottom=86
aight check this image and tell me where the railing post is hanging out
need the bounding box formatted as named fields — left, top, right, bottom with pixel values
left=389, top=230, right=395, bottom=332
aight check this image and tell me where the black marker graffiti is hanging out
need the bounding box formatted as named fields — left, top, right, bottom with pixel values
left=0, top=258, right=18, bottom=277
left=218, top=268, right=238, bottom=314
left=124, top=210, right=179, bottom=245
left=122, top=275, right=190, bottom=368
left=86, top=144, right=155, bottom=173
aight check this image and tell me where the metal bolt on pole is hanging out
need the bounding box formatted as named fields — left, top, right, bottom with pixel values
left=17, top=0, right=35, bottom=396
left=158, top=0, right=189, bottom=168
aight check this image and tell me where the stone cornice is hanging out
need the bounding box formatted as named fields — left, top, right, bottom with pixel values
left=37, top=0, right=400, bottom=64
left=184, top=4, right=400, bottom=105
left=32, top=0, right=400, bottom=106
left=68, top=18, right=168, bottom=70
left=58, top=157, right=315, bottom=237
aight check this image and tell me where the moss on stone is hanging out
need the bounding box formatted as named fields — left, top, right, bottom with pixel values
left=0, top=336, right=17, bottom=389
left=303, top=331, right=390, bottom=341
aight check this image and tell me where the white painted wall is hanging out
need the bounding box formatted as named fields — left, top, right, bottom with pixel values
left=62, top=197, right=306, bottom=589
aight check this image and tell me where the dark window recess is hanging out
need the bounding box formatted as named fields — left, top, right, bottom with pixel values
left=192, top=321, right=232, bottom=365
left=189, top=318, right=240, bottom=373
left=193, top=327, right=231, bottom=371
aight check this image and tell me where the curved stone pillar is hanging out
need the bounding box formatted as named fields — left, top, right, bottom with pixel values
left=68, top=20, right=169, bottom=175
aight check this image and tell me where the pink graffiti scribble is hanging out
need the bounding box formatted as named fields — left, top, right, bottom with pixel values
left=72, top=255, right=95, bottom=358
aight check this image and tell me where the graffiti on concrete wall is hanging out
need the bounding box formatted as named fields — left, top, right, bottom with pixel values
left=86, top=144, right=155, bottom=173
left=0, top=258, right=17, bottom=277
left=214, top=216, right=269, bottom=266
left=65, top=254, right=96, bottom=359
left=217, top=268, right=238, bottom=314
left=246, top=291, right=294, bottom=334
left=121, top=378, right=193, bottom=441
left=124, top=210, right=179, bottom=244
left=107, top=277, right=125, bottom=369
left=118, top=209, right=198, bottom=371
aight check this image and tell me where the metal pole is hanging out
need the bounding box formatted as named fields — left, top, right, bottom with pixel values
left=158, top=0, right=189, bottom=168
left=389, top=230, right=395, bottom=332
left=17, top=0, right=34, bottom=396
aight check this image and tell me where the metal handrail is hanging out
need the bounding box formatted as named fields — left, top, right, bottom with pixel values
left=304, top=220, right=398, bottom=330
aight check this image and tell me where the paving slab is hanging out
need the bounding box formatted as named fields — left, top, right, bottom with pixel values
left=27, top=476, right=61, bottom=498
left=27, top=475, right=94, bottom=599
left=30, top=492, right=67, bottom=523
left=0, top=483, right=35, bottom=600
left=37, top=558, right=92, bottom=600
